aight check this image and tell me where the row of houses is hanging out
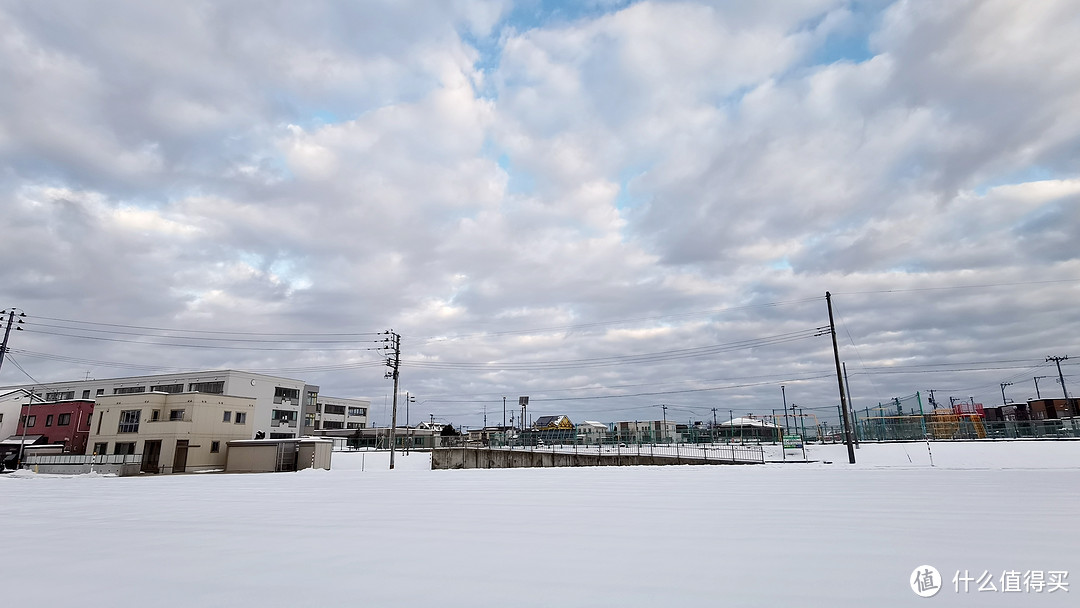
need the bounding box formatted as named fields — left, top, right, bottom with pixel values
left=0, top=369, right=370, bottom=473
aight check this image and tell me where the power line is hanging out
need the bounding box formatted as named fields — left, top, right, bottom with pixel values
left=833, top=278, right=1080, bottom=295
left=28, top=314, right=383, bottom=337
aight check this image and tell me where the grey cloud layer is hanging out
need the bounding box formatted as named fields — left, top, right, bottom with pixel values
left=1, top=0, right=1077, bottom=425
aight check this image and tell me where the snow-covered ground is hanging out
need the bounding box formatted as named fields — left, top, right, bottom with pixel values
left=2, top=441, right=1078, bottom=607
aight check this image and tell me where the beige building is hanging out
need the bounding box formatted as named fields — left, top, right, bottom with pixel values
left=225, top=438, right=332, bottom=473
left=87, top=392, right=255, bottom=474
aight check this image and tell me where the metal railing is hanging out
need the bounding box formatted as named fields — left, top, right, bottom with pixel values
left=23, top=453, right=142, bottom=465
left=492, top=442, right=765, bottom=464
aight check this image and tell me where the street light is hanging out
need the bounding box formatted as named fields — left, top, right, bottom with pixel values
left=1034, top=376, right=1050, bottom=400
left=405, top=392, right=416, bottom=452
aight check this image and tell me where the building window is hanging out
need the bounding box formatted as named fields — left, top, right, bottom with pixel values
left=235, top=412, right=247, bottom=424
left=45, top=414, right=54, bottom=427
left=223, top=411, right=232, bottom=423
left=274, top=387, right=300, bottom=403
left=210, top=441, right=220, bottom=453
left=272, top=409, right=297, bottom=422
left=269, top=433, right=292, bottom=439
left=118, top=410, right=141, bottom=433
left=92, top=442, right=108, bottom=455
left=150, top=383, right=184, bottom=394
left=305, top=413, right=316, bottom=427
left=151, top=409, right=161, bottom=421
left=188, top=381, right=224, bottom=394
left=25, top=415, right=36, bottom=427
left=45, top=391, right=75, bottom=401
left=323, top=421, right=343, bottom=429
left=347, top=422, right=365, bottom=429
left=82, top=389, right=91, bottom=399
left=113, top=442, right=136, bottom=455
left=58, top=413, right=71, bottom=426
left=114, top=386, right=146, bottom=395
left=348, top=407, right=366, bottom=417
left=306, top=391, right=317, bottom=406
left=87, top=412, right=93, bottom=427
left=324, top=404, right=346, bottom=415
left=96, top=388, right=104, bottom=396
left=169, top=409, right=185, bottom=421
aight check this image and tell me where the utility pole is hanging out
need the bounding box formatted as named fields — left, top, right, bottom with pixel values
left=405, top=392, right=415, bottom=452
left=0, top=308, right=26, bottom=376
left=1033, top=376, right=1050, bottom=399
left=502, top=396, right=506, bottom=428
left=1000, top=382, right=1013, bottom=406
left=781, top=385, right=789, bottom=434
left=660, top=404, right=668, bottom=443
left=826, top=292, right=856, bottom=464
left=842, top=362, right=859, bottom=447
left=711, top=408, right=718, bottom=444
left=383, top=330, right=401, bottom=469
left=1046, top=356, right=1070, bottom=400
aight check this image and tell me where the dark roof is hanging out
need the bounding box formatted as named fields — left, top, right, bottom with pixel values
left=534, top=415, right=560, bottom=428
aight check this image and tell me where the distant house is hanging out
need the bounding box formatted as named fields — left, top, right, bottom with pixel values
left=533, top=415, right=573, bottom=430
left=576, top=421, right=609, bottom=444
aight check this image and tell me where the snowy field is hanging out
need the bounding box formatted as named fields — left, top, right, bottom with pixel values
left=2, top=441, right=1078, bottom=607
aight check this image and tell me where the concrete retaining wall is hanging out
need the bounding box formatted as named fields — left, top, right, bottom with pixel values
left=431, top=447, right=758, bottom=469
left=24, top=462, right=142, bottom=476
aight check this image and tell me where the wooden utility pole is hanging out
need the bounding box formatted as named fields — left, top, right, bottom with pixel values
left=826, top=292, right=856, bottom=464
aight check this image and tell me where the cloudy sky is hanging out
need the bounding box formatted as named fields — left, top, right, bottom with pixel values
left=1, top=0, right=1078, bottom=429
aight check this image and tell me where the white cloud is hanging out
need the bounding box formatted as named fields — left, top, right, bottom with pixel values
left=0, top=0, right=1078, bottom=427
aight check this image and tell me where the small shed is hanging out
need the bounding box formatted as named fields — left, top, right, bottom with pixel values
left=225, top=438, right=332, bottom=473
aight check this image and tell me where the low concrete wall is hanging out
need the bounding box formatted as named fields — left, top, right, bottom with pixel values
left=431, top=447, right=759, bottom=470
left=24, top=462, right=141, bottom=476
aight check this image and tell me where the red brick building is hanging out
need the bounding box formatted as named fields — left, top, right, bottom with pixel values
left=16, top=399, right=95, bottom=454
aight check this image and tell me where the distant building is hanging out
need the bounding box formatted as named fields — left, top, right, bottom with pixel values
left=575, top=421, right=609, bottom=444
left=613, top=420, right=678, bottom=443
left=87, top=391, right=256, bottom=473
left=1, top=369, right=368, bottom=442
left=12, top=398, right=96, bottom=454
left=308, top=395, right=369, bottom=432
left=533, top=415, right=573, bottom=430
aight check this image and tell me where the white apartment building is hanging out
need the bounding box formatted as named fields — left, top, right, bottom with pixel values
left=0, top=369, right=367, bottom=442
left=309, top=395, right=369, bottom=432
